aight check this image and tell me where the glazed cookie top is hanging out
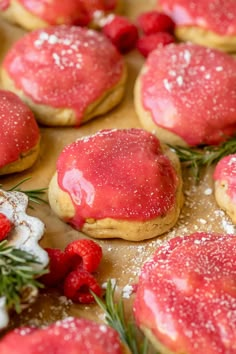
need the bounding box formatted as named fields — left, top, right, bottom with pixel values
left=214, top=154, right=236, bottom=200
left=3, top=26, right=125, bottom=125
left=56, top=129, right=179, bottom=228
left=139, top=43, right=236, bottom=146
left=0, top=0, right=119, bottom=25
left=0, top=90, right=39, bottom=168
left=0, top=317, right=125, bottom=353
left=159, top=0, right=236, bottom=36
left=133, top=232, right=236, bottom=354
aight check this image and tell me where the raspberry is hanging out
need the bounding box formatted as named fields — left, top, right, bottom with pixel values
left=0, top=213, right=12, bottom=241
left=63, top=269, right=102, bottom=303
left=137, top=11, right=175, bottom=35
left=40, top=248, right=70, bottom=287
left=65, top=238, right=102, bottom=273
left=102, top=15, right=139, bottom=53
left=137, top=32, right=175, bottom=57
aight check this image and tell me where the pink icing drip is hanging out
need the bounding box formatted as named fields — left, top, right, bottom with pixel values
left=141, top=43, right=236, bottom=146
left=0, top=90, right=39, bottom=168
left=134, top=232, right=236, bottom=353
left=159, top=0, right=236, bottom=36
left=56, top=129, right=178, bottom=229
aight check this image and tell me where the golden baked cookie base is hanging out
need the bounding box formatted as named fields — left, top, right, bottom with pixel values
left=0, top=141, right=40, bottom=175
left=1, top=68, right=127, bottom=126
left=214, top=180, right=236, bottom=224
left=176, top=26, right=236, bottom=53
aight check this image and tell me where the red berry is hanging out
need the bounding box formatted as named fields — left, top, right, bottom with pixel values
left=65, top=239, right=102, bottom=273
left=137, top=32, right=175, bottom=57
left=0, top=213, right=12, bottom=241
left=40, top=248, right=70, bottom=287
left=137, top=11, right=175, bottom=35
left=63, top=269, right=102, bottom=304
left=102, top=15, right=139, bottom=53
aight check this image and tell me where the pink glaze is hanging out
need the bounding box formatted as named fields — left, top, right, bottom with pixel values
left=17, top=0, right=118, bottom=26
left=159, top=0, right=236, bottom=36
left=133, top=232, right=236, bottom=353
left=214, top=154, right=236, bottom=203
left=0, top=0, right=9, bottom=10
left=3, top=26, right=125, bottom=125
left=140, top=43, right=236, bottom=146
left=0, top=90, right=39, bottom=169
left=56, top=129, right=178, bottom=229
left=0, top=317, right=124, bottom=354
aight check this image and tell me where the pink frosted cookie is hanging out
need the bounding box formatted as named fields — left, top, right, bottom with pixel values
left=0, top=317, right=130, bottom=353
left=159, top=0, right=236, bottom=51
left=213, top=154, right=236, bottom=224
left=134, top=232, right=236, bottom=354
left=0, top=89, right=39, bottom=175
left=48, top=128, right=184, bottom=241
left=134, top=43, right=236, bottom=147
left=0, top=0, right=122, bottom=31
left=1, top=26, right=126, bottom=127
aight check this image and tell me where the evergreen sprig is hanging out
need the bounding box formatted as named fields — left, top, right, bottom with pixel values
left=0, top=240, right=46, bottom=313
left=169, top=137, right=236, bottom=181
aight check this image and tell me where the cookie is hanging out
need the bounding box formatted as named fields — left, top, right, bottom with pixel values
left=0, top=317, right=130, bottom=353
left=0, top=90, right=40, bottom=175
left=1, top=26, right=126, bottom=126
left=134, top=232, right=236, bottom=353
left=159, top=0, right=236, bottom=52
left=134, top=43, right=236, bottom=147
left=213, top=154, right=236, bottom=224
left=0, top=0, right=123, bottom=31
left=48, top=128, right=184, bottom=241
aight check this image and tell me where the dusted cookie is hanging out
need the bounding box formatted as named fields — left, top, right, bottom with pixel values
left=0, top=317, right=130, bottom=354
left=2, top=26, right=126, bottom=126
left=159, top=0, right=236, bottom=52
left=134, top=232, right=236, bottom=354
left=0, top=0, right=122, bottom=31
left=48, top=129, right=183, bottom=241
left=213, top=154, right=236, bottom=224
left=135, top=43, right=236, bottom=147
left=0, top=90, right=40, bottom=175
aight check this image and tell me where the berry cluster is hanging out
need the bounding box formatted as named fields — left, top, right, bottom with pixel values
left=100, top=10, right=176, bottom=57
left=41, top=239, right=103, bottom=304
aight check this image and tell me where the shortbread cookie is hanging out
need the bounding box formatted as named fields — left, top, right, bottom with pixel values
left=0, top=90, right=40, bottom=175
left=0, top=189, right=48, bottom=330
left=0, top=0, right=122, bottom=31
left=2, top=26, right=126, bottom=126
left=134, top=43, right=236, bottom=147
left=0, top=317, right=130, bottom=353
left=48, top=129, right=184, bottom=241
left=134, top=232, right=236, bottom=354
left=159, top=0, right=236, bottom=52
left=213, top=154, right=236, bottom=224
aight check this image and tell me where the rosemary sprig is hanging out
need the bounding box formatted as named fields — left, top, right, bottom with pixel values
left=0, top=240, right=47, bottom=313
left=6, top=177, right=48, bottom=205
left=169, top=137, right=236, bottom=181
left=93, top=281, right=156, bottom=354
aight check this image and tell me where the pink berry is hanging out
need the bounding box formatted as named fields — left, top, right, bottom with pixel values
left=137, top=11, right=175, bottom=35
left=102, top=15, right=139, bottom=53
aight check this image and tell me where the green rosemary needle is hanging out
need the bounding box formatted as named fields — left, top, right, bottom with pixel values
left=0, top=240, right=47, bottom=313
left=93, top=280, right=156, bottom=354
left=169, top=137, right=236, bottom=182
